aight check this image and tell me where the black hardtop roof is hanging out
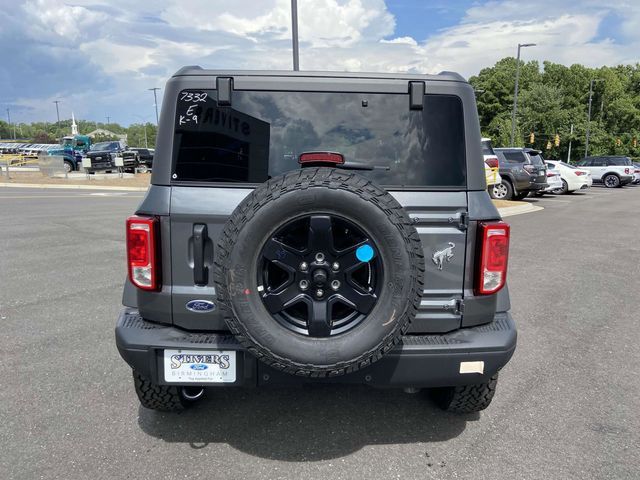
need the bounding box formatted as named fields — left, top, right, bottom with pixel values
left=172, top=66, right=466, bottom=83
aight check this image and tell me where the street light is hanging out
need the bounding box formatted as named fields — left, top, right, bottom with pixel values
left=584, top=78, right=604, bottom=158
left=6, top=108, right=16, bottom=139
left=148, top=88, right=160, bottom=124
left=133, top=114, right=150, bottom=148
left=53, top=100, right=61, bottom=125
left=291, top=0, right=300, bottom=71
left=510, top=42, right=536, bottom=146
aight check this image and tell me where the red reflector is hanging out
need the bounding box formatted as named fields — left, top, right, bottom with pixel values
left=298, top=152, right=344, bottom=165
left=475, top=221, right=510, bottom=295
left=126, top=215, right=160, bottom=291
left=485, top=157, right=499, bottom=168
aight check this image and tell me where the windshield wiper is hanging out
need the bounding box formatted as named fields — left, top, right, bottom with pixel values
left=338, top=161, right=390, bottom=171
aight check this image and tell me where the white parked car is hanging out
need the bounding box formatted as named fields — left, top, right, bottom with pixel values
left=544, top=160, right=593, bottom=194
left=542, top=168, right=563, bottom=194
left=481, top=138, right=502, bottom=188
left=632, top=164, right=640, bottom=184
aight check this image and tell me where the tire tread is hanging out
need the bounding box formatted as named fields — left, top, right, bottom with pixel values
left=433, top=374, right=499, bottom=414
left=133, top=370, right=186, bottom=412
left=214, top=167, right=425, bottom=377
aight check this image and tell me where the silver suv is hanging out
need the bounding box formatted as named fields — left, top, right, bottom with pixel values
left=576, top=156, right=634, bottom=188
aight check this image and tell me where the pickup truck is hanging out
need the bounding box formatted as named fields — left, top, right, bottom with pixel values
left=84, top=141, right=137, bottom=173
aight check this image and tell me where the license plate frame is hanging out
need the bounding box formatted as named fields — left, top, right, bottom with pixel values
left=163, top=349, right=237, bottom=383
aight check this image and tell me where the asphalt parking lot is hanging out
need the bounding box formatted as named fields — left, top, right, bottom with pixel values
left=1, top=185, right=639, bottom=480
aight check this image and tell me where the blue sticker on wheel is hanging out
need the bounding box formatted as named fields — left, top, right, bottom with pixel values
left=356, top=244, right=375, bottom=262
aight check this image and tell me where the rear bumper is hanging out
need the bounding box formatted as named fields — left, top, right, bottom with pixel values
left=528, top=182, right=548, bottom=191
left=115, top=308, right=517, bottom=388
left=543, top=181, right=563, bottom=192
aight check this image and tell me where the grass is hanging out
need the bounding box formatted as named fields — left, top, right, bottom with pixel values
left=492, top=199, right=527, bottom=208
left=0, top=171, right=151, bottom=188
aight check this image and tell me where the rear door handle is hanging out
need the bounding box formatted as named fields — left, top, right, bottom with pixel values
left=193, top=224, right=208, bottom=285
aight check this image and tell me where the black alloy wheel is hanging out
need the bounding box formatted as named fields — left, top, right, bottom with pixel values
left=604, top=174, right=620, bottom=188
left=258, top=214, right=382, bottom=337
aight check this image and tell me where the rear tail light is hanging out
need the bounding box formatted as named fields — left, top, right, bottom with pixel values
left=298, top=152, right=344, bottom=166
left=574, top=171, right=585, bottom=176
left=523, top=164, right=536, bottom=174
left=475, top=222, right=510, bottom=295
left=485, top=157, right=499, bottom=168
left=624, top=168, right=630, bottom=174
left=126, top=215, right=160, bottom=291
left=547, top=172, right=557, bottom=177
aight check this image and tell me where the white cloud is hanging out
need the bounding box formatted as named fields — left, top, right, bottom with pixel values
left=3, top=0, right=639, bottom=125
left=381, top=36, right=418, bottom=46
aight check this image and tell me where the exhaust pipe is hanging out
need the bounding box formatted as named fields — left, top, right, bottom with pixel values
left=181, top=386, right=205, bottom=401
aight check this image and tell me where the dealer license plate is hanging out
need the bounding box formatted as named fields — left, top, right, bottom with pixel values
left=164, top=349, right=236, bottom=383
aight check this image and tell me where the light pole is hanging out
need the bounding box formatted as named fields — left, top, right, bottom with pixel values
left=510, top=42, right=536, bottom=146
left=149, top=88, right=160, bottom=124
left=6, top=108, right=16, bottom=139
left=567, top=123, right=574, bottom=162
left=585, top=78, right=603, bottom=158
left=291, top=0, right=300, bottom=71
left=106, top=115, right=110, bottom=125
left=53, top=100, right=61, bottom=125
left=134, top=115, right=150, bottom=148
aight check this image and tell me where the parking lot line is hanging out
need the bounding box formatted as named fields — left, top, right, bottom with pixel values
left=0, top=194, right=143, bottom=199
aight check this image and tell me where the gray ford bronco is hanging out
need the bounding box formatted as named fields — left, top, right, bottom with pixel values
left=116, top=68, right=516, bottom=413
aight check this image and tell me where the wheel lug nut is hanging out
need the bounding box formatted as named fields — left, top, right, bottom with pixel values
left=300, top=262, right=308, bottom=271
left=299, top=280, right=309, bottom=291
left=316, top=289, right=324, bottom=297
left=331, top=280, right=340, bottom=291
left=315, top=252, right=325, bottom=263
left=332, top=262, right=339, bottom=271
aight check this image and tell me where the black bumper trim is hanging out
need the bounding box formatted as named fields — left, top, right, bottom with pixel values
left=115, top=308, right=516, bottom=388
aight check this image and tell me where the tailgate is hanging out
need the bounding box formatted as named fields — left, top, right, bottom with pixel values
left=391, top=192, right=467, bottom=333
left=168, top=188, right=467, bottom=334
left=169, top=186, right=252, bottom=331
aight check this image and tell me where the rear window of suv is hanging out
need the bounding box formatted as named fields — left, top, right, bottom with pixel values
left=606, top=157, right=632, bottom=166
left=481, top=139, right=495, bottom=156
left=528, top=153, right=544, bottom=166
left=172, top=90, right=466, bottom=188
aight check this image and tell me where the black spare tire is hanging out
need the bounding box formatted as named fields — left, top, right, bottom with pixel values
left=214, top=167, right=424, bottom=377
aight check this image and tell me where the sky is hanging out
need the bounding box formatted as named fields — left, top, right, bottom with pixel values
left=1, top=0, right=639, bottom=126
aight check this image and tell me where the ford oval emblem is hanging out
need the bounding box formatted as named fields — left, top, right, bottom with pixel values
left=190, top=364, right=208, bottom=370
left=186, top=300, right=216, bottom=313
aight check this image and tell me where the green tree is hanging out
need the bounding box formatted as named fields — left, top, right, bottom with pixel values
left=470, top=58, right=640, bottom=161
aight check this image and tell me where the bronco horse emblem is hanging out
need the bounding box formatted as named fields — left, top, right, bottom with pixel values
left=432, top=242, right=455, bottom=270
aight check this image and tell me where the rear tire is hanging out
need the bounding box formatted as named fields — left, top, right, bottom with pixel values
left=431, top=374, right=499, bottom=413
left=512, top=191, right=529, bottom=201
left=553, top=179, right=569, bottom=195
left=489, top=180, right=513, bottom=200
left=603, top=174, right=621, bottom=188
left=132, top=370, right=204, bottom=412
